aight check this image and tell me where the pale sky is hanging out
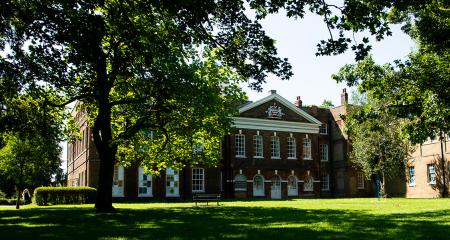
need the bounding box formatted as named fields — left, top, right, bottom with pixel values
left=242, top=12, right=416, bottom=106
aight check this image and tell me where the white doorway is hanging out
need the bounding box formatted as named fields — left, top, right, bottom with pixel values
left=253, top=175, right=265, bottom=197
left=270, top=175, right=281, bottom=199
left=287, top=175, right=298, bottom=196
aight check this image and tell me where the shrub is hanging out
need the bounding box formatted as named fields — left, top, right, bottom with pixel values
left=34, top=187, right=96, bottom=206
left=0, top=190, right=6, bottom=198
left=0, top=198, right=23, bottom=205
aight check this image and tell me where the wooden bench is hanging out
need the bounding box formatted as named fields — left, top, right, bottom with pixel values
left=193, top=193, right=221, bottom=206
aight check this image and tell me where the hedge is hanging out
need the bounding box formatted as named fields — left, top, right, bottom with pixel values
left=34, top=187, right=96, bottom=206
left=0, top=198, right=23, bottom=205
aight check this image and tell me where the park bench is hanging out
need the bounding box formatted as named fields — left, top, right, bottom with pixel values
left=193, top=193, right=221, bottom=206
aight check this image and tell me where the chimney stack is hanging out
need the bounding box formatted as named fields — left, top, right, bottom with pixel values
left=268, top=90, right=277, bottom=95
left=341, top=88, right=348, bottom=105
left=295, top=96, right=302, bottom=108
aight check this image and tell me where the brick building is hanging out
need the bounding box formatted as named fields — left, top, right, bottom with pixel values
left=67, top=89, right=374, bottom=200
left=405, top=137, right=450, bottom=198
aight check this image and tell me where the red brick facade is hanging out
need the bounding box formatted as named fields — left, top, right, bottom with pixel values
left=68, top=89, right=376, bottom=200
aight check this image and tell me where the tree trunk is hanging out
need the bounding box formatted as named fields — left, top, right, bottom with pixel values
left=92, top=42, right=116, bottom=212
left=93, top=102, right=117, bottom=212
left=15, top=189, right=20, bottom=209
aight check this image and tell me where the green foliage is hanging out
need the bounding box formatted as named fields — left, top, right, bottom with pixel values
left=320, top=100, right=334, bottom=109
left=0, top=198, right=23, bottom=205
left=0, top=133, right=61, bottom=189
left=33, top=187, right=96, bottom=206
left=333, top=0, right=450, bottom=144
left=345, top=92, right=412, bottom=185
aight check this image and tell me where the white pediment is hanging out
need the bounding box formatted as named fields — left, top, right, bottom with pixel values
left=238, top=93, right=322, bottom=125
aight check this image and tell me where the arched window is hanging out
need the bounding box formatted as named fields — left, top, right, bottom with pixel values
left=234, top=174, right=247, bottom=192
left=253, top=175, right=265, bottom=196
left=304, top=176, right=314, bottom=192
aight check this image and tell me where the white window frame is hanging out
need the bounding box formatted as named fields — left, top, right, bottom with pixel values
left=287, top=137, right=297, bottom=159
left=112, top=165, right=124, bottom=197
left=408, top=166, right=415, bottom=187
left=304, top=176, right=314, bottom=192
left=271, top=135, right=280, bottom=159
left=303, top=138, right=312, bottom=160
left=234, top=174, right=247, bottom=192
left=357, top=172, right=365, bottom=189
left=322, top=174, right=329, bottom=191
left=166, top=168, right=180, bottom=197
left=235, top=134, right=246, bottom=157
left=427, top=164, right=436, bottom=185
left=319, top=123, right=328, bottom=135
left=320, top=144, right=328, bottom=161
left=253, top=135, right=263, bottom=158
left=138, top=166, right=153, bottom=197
left=192, top=168, right=205, bottom=192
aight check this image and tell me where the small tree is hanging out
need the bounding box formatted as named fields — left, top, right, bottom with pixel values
left=320, top=100, right=334, bottom=109
left=0, top=134, right=61, bottom=208
left=346, top=92, right=412, bottom=196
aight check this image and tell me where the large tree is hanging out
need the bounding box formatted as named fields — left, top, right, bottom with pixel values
left=333, top=0, right=449, bottom=196
left=345, top=92, right=412, bottom=196
left=1, top=0, right=434, bottom=211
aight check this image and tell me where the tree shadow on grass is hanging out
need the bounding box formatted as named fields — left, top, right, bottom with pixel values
left=0, top=205, right=449, bottom=240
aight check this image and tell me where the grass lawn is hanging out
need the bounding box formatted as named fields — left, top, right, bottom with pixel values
left=1, top=198, right=449, bottom=239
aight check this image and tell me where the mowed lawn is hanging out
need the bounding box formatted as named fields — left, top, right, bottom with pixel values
left=1, top=198, right=450, bottom=240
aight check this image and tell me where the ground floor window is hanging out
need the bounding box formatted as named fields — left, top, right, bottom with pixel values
left=192, top=168, right=205, bottom=192
left=304, top=176, right=313, bottom=192
left=408, top=166, right=415, bottom=186
left=357, top=172, right=365, bottom=189
left=234, top=174, right=247, bottom=192
left=322, top=174, right=329, bottom=191
left=112, top=164, right=124, bottom=197
left=427, top=164, right=436, bottom=184
left=138, top=166, right=152, bottom=197
left=166, top=169, right=180, bottom=197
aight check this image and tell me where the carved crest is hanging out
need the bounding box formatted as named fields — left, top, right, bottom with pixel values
left=266, top=102, right=284, bottom=119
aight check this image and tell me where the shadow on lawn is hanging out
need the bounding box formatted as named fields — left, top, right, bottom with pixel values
left=0, top=205, right=449, bottom=240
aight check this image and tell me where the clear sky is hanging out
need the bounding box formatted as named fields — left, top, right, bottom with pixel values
left=242, top=11, right=416, bottom=106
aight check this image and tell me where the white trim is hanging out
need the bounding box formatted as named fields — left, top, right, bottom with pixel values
left=232, top=117, right=320, bottom=133
left=238, top=93, right=322, bottom=124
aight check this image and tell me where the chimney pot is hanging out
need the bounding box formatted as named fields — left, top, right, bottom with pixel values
left=295, top=96, right=302, bottom=108
left=268, top=90, right=277, bottom=95
left=341, top=88, right=348, bottom=105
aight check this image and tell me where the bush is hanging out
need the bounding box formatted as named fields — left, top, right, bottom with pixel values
left=34, top=187, right=96, bottom=206
left=0, top=198, right=23, bottom=205
left=0, top=190, right=6, bottom=199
